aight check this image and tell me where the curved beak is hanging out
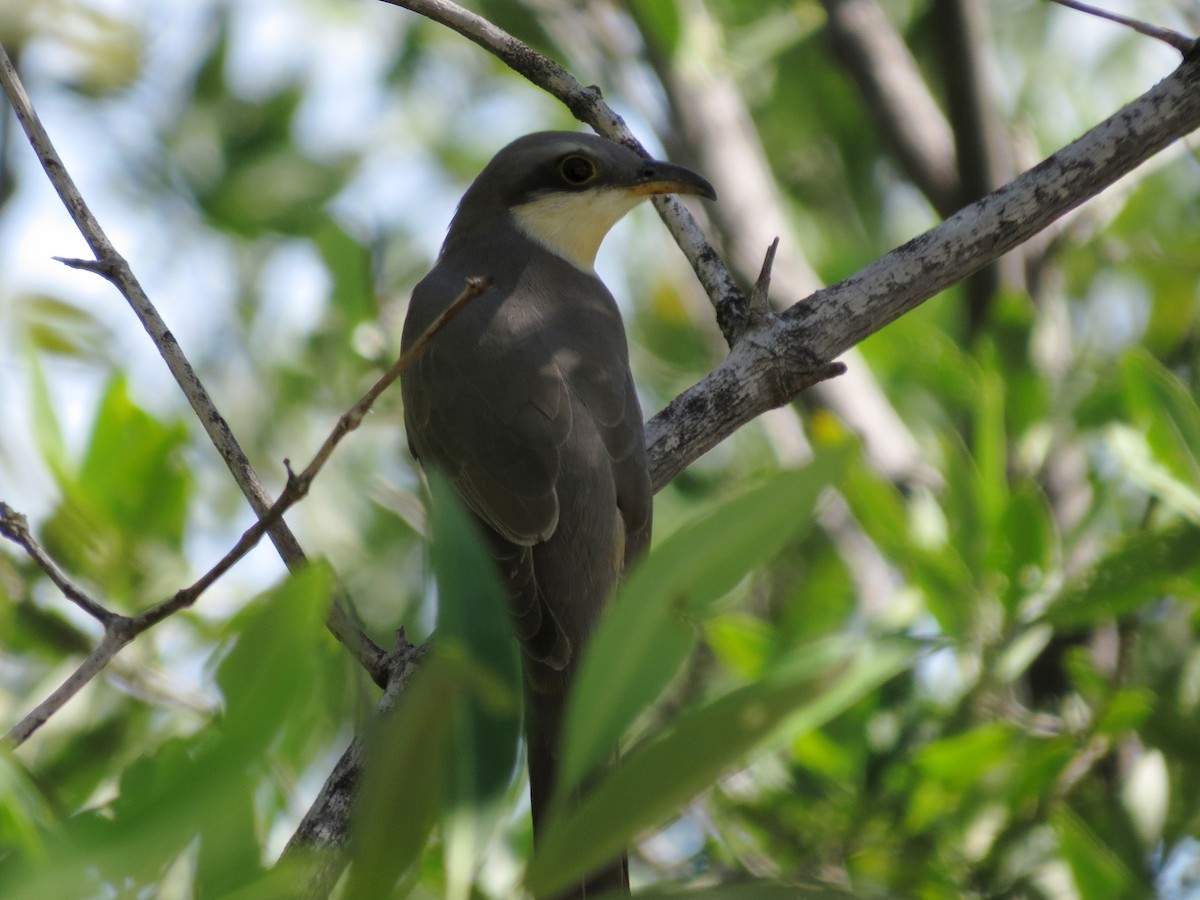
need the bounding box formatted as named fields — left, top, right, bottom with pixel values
left=626, top=159, right=717, bottom=201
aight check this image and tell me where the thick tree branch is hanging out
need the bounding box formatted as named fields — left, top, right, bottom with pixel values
left=0, top=40, right=388, bottom=683
left=628, top=0, right=934, bottom=488
left=646, top=52, right=1200, bottom=489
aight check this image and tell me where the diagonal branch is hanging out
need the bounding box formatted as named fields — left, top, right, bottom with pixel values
left=0, top=503, right=117, bottom=626
left=646, top=51, right=1200, bottom=488
left=0, top=40, right=387, bottom=683
left=1048, top=0, right=1198, bottom=55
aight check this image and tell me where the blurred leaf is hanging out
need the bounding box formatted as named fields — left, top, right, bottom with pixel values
left=1047, top=524, right=1200, bottom=625
left=705, top=612, right=772, bottom=679
left=559, top=448, right=852, bottom=798
left=529, top=639, right=911, bottom=897
left=1095, top=689, right=1153, bottom=736
left=1104, top=424, right=1200, bottom=521
left=215, top=562, right=332, bottom=757
left=78, top=376, right=190, bottom=540
left=626, top=0, right=682, bottom=56
left=1120, top=348, right=1200, bottom=494
left=1053, top=808, right=1139, bottom=900
left=427, top=473, right=521, bottom=897
left=972, top=345, right=1008, bottom=530
left=634, top=885, right=854, bottom=899
left=312, top=220, right=376, bottom=327
left=196, top=769, right=260, bottom=897
left=25, top=350, right=67, bottom=482
left=19, top=295, right=112, bottom=360
left=345, top=652, right=483, bottom=900
left=40, top=375, right=191, bottom=605
left=996, top=480, right=1057, bottom=614
left=843, top=462, right=974, bottom=635
left=0, top=749, right=55, bottom=865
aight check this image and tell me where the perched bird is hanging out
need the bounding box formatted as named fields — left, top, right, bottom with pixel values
left=400, top=131, right=715, bottom=896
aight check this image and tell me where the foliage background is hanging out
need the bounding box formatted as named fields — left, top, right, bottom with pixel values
left=2, top=0, right=1200, bottom=896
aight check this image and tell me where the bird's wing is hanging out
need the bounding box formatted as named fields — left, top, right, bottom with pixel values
left=402, top=273, right=570, bottom=547
left=401, top=263, right=651, bottom=667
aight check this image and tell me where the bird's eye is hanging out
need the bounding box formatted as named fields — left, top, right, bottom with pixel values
left=559, top=155, right=596, bottom=185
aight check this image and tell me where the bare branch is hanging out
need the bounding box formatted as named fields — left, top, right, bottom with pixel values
left=646, top=54, right=1200, bottom=489
left=1048, top=0, right=1198, bottom=55
left=0, top=503, right=117, bottom=626
left=131, top=275, right=491, bottom=631
left=0, top=40, right=389, bottom=680
left=7, top=623, right=135, bottom=745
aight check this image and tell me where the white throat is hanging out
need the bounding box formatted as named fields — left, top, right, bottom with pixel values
left=511, top=189, right=644, bottom=272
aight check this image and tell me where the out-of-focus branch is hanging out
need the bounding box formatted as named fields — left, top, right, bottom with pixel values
left=931, top=0, right=1021, bottom=334
left=0, top=40, right=389, bottom=683
left=821, top=0, right=961, bottom=217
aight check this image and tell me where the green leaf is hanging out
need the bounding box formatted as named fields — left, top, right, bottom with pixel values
left=25, top=350, right=67, bottom=481
left=996, top=480, right=1057, bottom=614
left=972, top=345, right=1009, bottom=531
left=559, top=448, right=852, bottom=799
left=312, top=220, right=375, bottom=327
left=626, top=0, right=681, bottom=55
left=427, top=473, right=521, bottom=898
left=345, top=652, right=480, bottom=900
left=633, top=885, right=854, bottom=899
left=841, top=461, right=975, bottom=635
left=0, top=748, right=56, bottom=865
left=215, top=563, right=332, bottom=757
left=1046, top=523, right=1200, bottom=625
left=915, top=722, right=1020, bottom=790
left=79, top=376, right=191, bottom=546
left=1104, top=424, right=1200, bottom=522
left=1121, top=348, right=1200, bottom=489
left=1053, top=808, right=1138, bottom=900
left=529, top=639, right=911, bottom=897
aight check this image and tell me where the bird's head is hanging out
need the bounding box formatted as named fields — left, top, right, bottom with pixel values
left=448, top=131, right=716, bottom=272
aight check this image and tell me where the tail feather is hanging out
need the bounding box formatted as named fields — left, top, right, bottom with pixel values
left=526, top=679, right=629, bottom=898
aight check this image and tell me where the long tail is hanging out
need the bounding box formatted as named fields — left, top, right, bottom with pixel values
left=526, top=679, right=629, bottom=899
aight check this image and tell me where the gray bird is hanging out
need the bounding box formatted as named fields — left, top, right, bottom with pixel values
left=400, top=131, right=715, bottom=897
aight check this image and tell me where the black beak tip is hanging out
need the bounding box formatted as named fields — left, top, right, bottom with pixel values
left=637, top=160, right=718, bottom=201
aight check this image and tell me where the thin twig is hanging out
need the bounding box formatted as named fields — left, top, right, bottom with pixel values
left=1047, top=0, right=1199, bottom=56
left=749, top=238, right=780, bottom=318
left=2, top=278, right=488, bottom=746
left=0, top=503, right=117, bottom=626
left=0, top=40, right=388, bottom=680
left=7, top=624, right=135, bottom=745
